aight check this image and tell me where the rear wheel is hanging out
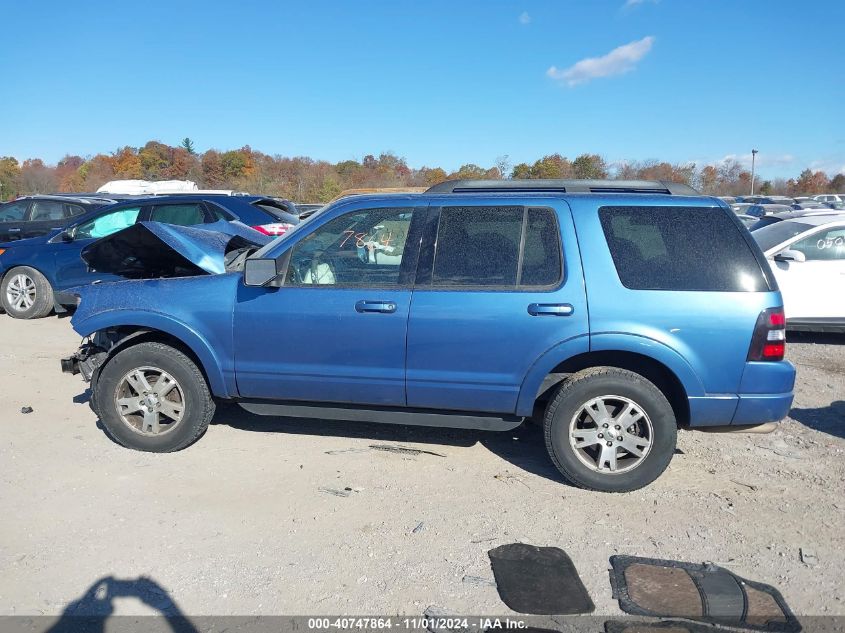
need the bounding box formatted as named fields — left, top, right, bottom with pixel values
left=544, top=367, right=677, bottom=492
left=94, top=342, right=215, bottom=452
left=1, top=266, right=54, bottom=319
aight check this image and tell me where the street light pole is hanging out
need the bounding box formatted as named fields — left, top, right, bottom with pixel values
left=750, top=149, right=758, bottom=196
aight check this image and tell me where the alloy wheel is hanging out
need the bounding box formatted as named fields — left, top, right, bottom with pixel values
left=569, top=395, right=654, bottom=474
left=6, top=273, right=36, bottom=312
left=114, top=366, right=185, bottom=436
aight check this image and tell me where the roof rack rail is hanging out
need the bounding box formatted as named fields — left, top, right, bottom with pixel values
left=425, top=179, right=700, bottom=196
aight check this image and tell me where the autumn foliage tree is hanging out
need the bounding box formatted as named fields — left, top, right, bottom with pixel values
left=1, top=140, right=842, bottom=202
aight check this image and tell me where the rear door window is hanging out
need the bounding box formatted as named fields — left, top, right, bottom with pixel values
left=0, top=201, right=29, bottom=222
left=29, top=200, right=68, bottom=221
left=149, top=203, right=206, bottom=226
left=599, top=206, right=769, bottom=292
left=430, top=206, right=562, bottom=289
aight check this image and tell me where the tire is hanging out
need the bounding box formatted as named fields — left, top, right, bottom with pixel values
left=1, top=266, right=54, bottom=319
left=543, top=367, right=677, bottom=492
left=94, top=342, right=215, bottom=452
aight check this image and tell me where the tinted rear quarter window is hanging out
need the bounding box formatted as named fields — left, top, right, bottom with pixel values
left=600, top=206, right=769, bottom=292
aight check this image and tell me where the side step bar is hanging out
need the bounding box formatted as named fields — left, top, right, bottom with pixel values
left=238, top=401, right=524, bottom=431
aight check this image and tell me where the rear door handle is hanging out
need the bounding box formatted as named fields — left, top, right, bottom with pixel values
left=8, top=228, right=21, bottom=232
left=528, top=303, right=574, bottom=316
left=355, top=300, right=397, bottom=314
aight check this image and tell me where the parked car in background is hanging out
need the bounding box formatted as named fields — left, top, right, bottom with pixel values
left=293, top=203, right=325, bottom=214
left=718, top=196, right=737, bottom=205
left=744, top=195, right=796, bottom=206
left=813, top=194, right=845, bottom=204
left=748, top=209, right=843, bottom=231
left=753, top=214, right=845, bottom=331
left=61, top=178, right=795, bottom=492
left=0, top=195, right=297, bottom=319
left=731, top=203, right=754, bottom=215
left=821, top=201, right=845, bottom=211
left=737, top=214, right=759, bottom=228
left=0, top=195, right=119, bottom=242
left=746, top=204, right=793, bottom=218
left=791, top=200, right=828, bottom=210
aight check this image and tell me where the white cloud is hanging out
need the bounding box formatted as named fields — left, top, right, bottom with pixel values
left=518, top=11, right=531, bottom=25
left=720, top=153, right=795, bottom=169
left=547, top=36, right=655, bottom=87
left=809, top=159, right=845, bottom=175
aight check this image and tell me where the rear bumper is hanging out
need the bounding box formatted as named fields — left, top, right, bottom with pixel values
left=732, top=392, right=794, bottom=425
left=687, top=360, right=795, bottom=427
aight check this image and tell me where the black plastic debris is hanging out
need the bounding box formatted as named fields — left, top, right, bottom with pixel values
left=21, top=406, right=34, bottom=414
left=488, top=543, right=595, bottom=615
left=609, top=555, right=800, bottom=632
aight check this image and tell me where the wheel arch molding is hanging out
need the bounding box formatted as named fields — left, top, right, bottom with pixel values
left=517, top=333, right=702, bottom=422
left=74, top=312, right=232, bottom=398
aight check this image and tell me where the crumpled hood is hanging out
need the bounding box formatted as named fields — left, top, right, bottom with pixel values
left=80, top=220, right=271, bottom=277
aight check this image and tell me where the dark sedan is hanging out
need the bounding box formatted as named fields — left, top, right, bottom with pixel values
left=0, top=195, right=119, bottom=242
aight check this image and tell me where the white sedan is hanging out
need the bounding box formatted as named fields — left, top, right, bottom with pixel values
left=753, top=214, right=845, bottom=332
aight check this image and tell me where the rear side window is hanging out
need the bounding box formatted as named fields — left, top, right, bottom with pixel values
left=65, top=203, right=87, bottom=216
left=150, top=203, right=205, bottom=226
left=29, top=200, right=68, bottom=221
left=431, top=206, right=562, bottom=288
left=599, top=206, right=769, bottom=292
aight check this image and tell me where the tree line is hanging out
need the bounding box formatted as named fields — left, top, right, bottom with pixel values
left=1, top=139, right=842, bottom=202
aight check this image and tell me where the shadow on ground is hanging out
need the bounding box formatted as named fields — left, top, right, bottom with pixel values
left=789, top=400, right=845, bottom=440
left=213, top=403, right=566, bottom=484
left=788, top=331, right=845, bottom=345
left=45, top=576, right=196, bottom=633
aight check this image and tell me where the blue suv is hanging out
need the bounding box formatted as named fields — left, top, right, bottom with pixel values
left=61, top=179, right=796, bottom=492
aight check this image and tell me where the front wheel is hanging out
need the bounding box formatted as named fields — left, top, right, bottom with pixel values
left=94, top=342, right=215, bottom=452
left=1, top=266, right=54, bottom=319
left=544, top=367, right=677, bottom=492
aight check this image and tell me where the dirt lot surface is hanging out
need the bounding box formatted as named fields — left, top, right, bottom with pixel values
left=0, top=316, right=843, bottom=619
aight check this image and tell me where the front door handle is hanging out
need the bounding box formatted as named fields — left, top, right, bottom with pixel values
left=528, top=303, right=574, bottom=317
left=8, top=228, right=21, bottom=232
left=355, top=300, right=397, bottom=314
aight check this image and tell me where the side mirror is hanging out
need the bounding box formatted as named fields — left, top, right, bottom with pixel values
left=774, top=249, right=806, bottom=263
left=61, top=229, right=74, bottom=242
left=243, top=258, right=281, bottom=287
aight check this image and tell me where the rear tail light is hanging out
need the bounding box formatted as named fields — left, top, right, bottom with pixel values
left=252, top=223, right=294, bottom=236
left=747, top=307, right=786, bottom=361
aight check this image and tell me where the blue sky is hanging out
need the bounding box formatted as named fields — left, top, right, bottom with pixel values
left=2, top=0, right=843, bottom=179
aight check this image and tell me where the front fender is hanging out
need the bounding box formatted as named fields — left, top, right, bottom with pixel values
left=72, top=309, right=233, bottom=398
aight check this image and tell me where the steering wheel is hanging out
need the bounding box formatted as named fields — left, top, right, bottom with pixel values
left=291, top=251, right=336, bottom=285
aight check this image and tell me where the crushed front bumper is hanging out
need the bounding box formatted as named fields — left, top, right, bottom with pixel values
left=61, top=343, right=107, bottom=382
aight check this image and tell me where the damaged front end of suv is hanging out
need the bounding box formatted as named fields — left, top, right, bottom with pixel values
left=60, top=220, right=270, bottom=388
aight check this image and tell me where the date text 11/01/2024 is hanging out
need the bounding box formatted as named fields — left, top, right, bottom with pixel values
left=307, top=617, right=529, bottom=630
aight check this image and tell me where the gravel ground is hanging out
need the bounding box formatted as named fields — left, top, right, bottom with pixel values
left=0, top=316, right=843, bottom=619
